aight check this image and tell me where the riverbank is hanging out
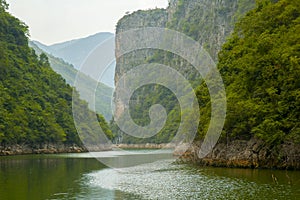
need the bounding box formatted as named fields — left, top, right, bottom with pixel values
left=178, top=138, right=300, bottom=170
left=0, top=144, right=88, bottom=155
left=0, top=143, right=174, bottom=156
left=113, top=143, right=175, bottom=149
left=2, top=140, right=299, bottom=170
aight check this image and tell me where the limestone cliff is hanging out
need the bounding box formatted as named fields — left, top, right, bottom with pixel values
left=114, top=9, right=168, bottom=119
left=112, top=0, right=300, bottom=170
left=113, top=0, right=255, bottom=144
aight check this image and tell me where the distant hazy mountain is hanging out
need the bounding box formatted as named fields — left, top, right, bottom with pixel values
left=33, top=32, right=115, bottom=87
left=29, top=41, right=114, bottom=121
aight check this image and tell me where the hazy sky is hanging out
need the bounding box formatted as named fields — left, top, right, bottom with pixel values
left=7, top=0, right=169, bottom=45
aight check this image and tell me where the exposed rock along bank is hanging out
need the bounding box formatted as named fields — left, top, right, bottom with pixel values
left=113, top=143, right=175, bottom=149
left=177, top=138, right=300, bottom=170
left=0, top=144, right=87, bottom=156
left=0, top=143, right=174, bottom=156
left=0, top=144, right=113, bottom=156
left=2, top=140, right=299, bottom=170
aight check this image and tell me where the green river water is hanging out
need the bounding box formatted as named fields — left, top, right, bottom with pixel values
left=0, top=150, right=299, bottom=200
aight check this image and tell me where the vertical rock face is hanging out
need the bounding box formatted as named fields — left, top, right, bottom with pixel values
left=116, top=9, right=168, bottom=33
left=113, top=0, right=255, bottom=143
left=115, top=0, right=255, bottom=85
left=166, top=0, right=255, bottom=60
left=115, top=9, right=168, bottom=83
left=114, top=9, right=168, bottom=119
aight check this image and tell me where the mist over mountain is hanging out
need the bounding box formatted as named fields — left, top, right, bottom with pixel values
left=29, top=41, right=114, bottom=121
left=33, top=32, right=116, bottom=88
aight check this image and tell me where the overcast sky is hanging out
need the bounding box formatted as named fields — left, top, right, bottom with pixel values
left=7, top=0, right=169, bottom=45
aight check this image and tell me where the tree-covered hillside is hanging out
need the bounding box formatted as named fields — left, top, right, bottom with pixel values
left=0, top=0, right=112, bottom=148
left=29, top=42, right=114, bottom=121
left=197, top=0, right=300, bottom=144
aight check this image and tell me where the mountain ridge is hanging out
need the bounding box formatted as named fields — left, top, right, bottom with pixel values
left=29, top=41, right=114, bottom=121
left=32, top=32, right=116, bottom=88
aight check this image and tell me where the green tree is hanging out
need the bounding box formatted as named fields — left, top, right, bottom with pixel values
left=198, top=0, right=300, bottom=144
left=0, top=1, right=112, bottom=147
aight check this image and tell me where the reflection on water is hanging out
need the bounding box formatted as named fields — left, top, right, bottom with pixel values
left=0, top=151, right=299, bottom=200
left=0, top=155, right=104, bottom=200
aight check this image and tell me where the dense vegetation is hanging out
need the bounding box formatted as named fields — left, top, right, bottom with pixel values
left=198, top=0, right=300, bottom=144
left=0, top=0, right=112, bottom=147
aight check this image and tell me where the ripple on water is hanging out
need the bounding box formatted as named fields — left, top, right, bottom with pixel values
left=85, top=160, right=298, bottom=200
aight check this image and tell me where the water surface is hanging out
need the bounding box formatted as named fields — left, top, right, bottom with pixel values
left=0, top=150, right=299, bottom=199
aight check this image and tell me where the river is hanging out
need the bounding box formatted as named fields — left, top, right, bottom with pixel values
left=0, top=150, right=299, bottom=199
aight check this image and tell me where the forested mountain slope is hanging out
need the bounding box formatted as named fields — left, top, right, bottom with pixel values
left=201, top=0, right=300, bottom=144
left=0, top=0, right=112, bottom=152
left=192, top=0, right=300, bottom=169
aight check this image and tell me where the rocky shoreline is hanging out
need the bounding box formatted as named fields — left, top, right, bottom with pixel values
left=0, top=144, right=87, bottom=156
left=0, top=143, right=115, bottom=156
left=0, top=143, right=173, bottom=156
left=178, top=138, right=300, bottom=170
left=113, top=143, right=175, bottom=149
left=2, top=140, right=299, bottom=170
